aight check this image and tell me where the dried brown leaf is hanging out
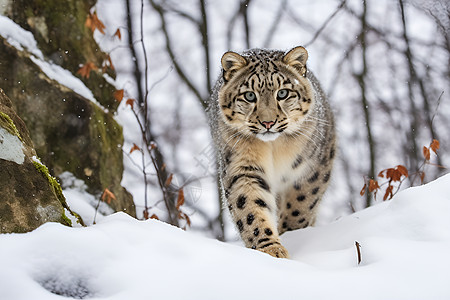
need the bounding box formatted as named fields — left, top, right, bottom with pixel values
left=368, top=179, right=380, bottom=193
left=176, top=188, right=185, bottom=210
left=76, top=62, right=97, bottom=79
left=397, top=165, right=408, bottom=178
left=114, top=28, right=122, bottom=40
left=85, top=12, right=106, bottom=34
left=419, top=171, right=425, bottom=184
left=114, top=89, right=124, bottom=102
left=129, top=143, right=141, bottom=154
left=423, top=146, right=431, bottom=161
left=125, top=98, right=135, bottom=108
left=430, top=139, right=440, bottom=154
left=386, top=168, right=394, bottom=180
left=360, top=182, right=367, bottom=196
left=184, top=214, right=191, bottom=227
left=383, top=185, right=393, bottom=201
left=391, top=169, right=402, bottom=182
left=101, top=188, right=116, bottom=204
left=165, top=173, right=174, bottom=187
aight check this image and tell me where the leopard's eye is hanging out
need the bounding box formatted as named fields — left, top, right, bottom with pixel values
left=244, top=91, right=256, bottom=102
left=277, top=89, right=289, bottom=100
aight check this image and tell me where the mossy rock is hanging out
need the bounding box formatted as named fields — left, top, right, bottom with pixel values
left=0, top=37, right=135, bottom=217
left=6, top=0, right=118, bottom=110
left=0, top=89, right=79, bottom=233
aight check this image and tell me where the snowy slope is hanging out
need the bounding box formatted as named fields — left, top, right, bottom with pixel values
left=0, top=173, right=449, bottom=300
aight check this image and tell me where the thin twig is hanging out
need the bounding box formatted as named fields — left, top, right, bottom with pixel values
left=226, top=0, right=252, bottom=50
left=140, top=0, right=150, bottom=131
left=263, top=0, right=287, bottom=48
left=149, top=0, right=206, bottom=107
left=125, top=0, right=145, bottom=107
left=355, top=241, right=362, bottom=265
left=304, top=0, right=347, bottom=47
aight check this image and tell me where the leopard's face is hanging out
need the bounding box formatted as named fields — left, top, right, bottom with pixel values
left=218, top=47, right=315, bottom=142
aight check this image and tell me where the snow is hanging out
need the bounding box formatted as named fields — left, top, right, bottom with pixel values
left=0, top=173, right=449, bottom=299
left=29, top=56, right=107, bottom=112
left=59, top=171, right=114, bottom=226
left=0, top=15, right=44, bottom=59
left=0, top=15, right=107, bottom=112
left=0, top=127, right=25, bottom=164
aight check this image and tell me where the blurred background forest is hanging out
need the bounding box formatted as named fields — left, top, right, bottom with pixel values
left=1, top=0, right=449, bottom=240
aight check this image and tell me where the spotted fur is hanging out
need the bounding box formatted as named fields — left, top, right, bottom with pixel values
left=208, top=46, right=336, bottom=258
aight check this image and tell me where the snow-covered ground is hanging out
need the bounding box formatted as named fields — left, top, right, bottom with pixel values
left=1, top=173, right=449, bottom=300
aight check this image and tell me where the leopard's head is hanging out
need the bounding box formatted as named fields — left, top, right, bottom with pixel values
left=218, top=46, right=315, bottom=142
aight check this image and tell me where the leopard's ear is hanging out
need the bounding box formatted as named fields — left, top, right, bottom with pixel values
left=282, top=46, right=308, bottom=77
left=221, top=51, right=247, bottom=82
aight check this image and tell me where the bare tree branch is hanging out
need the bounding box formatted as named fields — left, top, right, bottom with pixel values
left=355, top=0, right=376, bottom=207
left=304, top=0, right=347, bottom=47
left=263, top=0, right=287, bottom=48
left=226, top=0, right=252, bottom=50
left=398, top=0, right=422, bottom=174
left=126, top=0, right=144, bottom=107
left=149, top=0, right=206, bottom=108
left=199, top=0, right=212, bottom=93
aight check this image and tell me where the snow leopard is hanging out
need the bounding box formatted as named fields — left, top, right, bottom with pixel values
left=208, top=46, right=336, bottom=258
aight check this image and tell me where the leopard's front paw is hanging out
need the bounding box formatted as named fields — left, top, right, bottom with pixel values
left=258, top=244, right=289, bottom=259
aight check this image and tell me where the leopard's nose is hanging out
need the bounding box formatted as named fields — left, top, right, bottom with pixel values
left=261, top=121, right=275, bottom=129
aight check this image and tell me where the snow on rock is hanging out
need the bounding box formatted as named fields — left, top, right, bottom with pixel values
left=28, top=56, right=106, bottom=111
left=0, top=15, right=44, bottom=59
left=0, top=15, right=107, bottom=112
left=0, top=174, right=449, bottom=300
left=0, top=127, right=25, bottom=164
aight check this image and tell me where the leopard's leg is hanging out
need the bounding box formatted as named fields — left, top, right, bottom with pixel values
left=277, top=152, right=334, bottom=235
left=225, top=164, right=289, bottom=258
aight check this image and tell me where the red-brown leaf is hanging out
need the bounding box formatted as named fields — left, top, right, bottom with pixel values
left=430, top=139, right=440, bottom=153
left=85, top=12, right=106, bottom=34
left=360, top=182, right=367, bottom=196
left=184, top=214, right=191, bottom=227
left=165, top=174, right=174, bottom=187
left=114, top=89, right=124, bottom=102
left=114, top=28, right=122, bottom=40
left=76, top=62, right=97, bottom=79
left=383, top=185, right=393, bottom=201
left=368, top=179, right=380, bottom=193
left=125, top=98, right=135, bottom=108
left=419, top=171, right=425, bottom=184
left=397, top=165, right=408, bottom=178
left=101, top=188, right=116, bottom=204
left=129, top=143, right=141, bottom=154
left=176, top=188, right=185, bottom=210
left=391, top=169, right=402, bottom=182
left=423, top=146, right=431, bottom=161
left=386, top=168, right=394, bottom=180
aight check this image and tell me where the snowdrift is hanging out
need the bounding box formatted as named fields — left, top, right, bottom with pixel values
left=1, top=174, right=449, bottom=300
